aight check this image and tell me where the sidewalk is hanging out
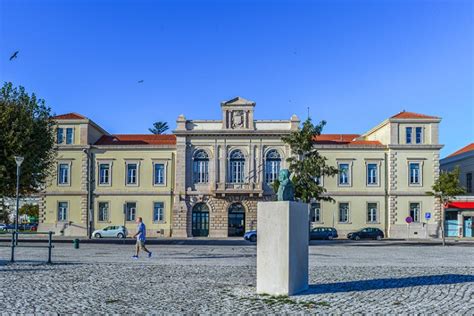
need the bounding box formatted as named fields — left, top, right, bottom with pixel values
left=0, top=234, right=473, bottom=246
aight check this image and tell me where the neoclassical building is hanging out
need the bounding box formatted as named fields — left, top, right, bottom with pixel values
left=172, top=97, right=443, bottom=239
left=40, top=97, right=443, bottom=239
left=172, top=97, right=300, bottom=237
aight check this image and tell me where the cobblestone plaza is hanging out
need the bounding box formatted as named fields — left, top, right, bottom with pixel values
left=1, top=242, right=473, bottom=314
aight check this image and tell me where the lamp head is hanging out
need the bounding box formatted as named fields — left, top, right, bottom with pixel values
left=14, top=156, right=24, bottom=167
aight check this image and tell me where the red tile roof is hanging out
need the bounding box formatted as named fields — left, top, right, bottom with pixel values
left=95, top=134, right=176, bottom=146
left=391, top=111, right=439, bottom=119
left=313, top=134, right=383, bottom=146
left=52, top=113, right=87, bottom=120
left=447, top=143, right=474, bottom=158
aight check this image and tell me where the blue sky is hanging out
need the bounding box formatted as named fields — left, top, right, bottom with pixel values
left=0, top=0, right=472, bottom=157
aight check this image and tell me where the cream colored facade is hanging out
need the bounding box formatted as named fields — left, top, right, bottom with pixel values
left=39, top=114, right=175, bottom=237
left=41, top=100, right=442, bottom=239
left=173, top=97, right=443, bottom=239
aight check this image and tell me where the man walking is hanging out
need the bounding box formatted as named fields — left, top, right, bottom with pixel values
left=132, top=217, right=152, bottom=259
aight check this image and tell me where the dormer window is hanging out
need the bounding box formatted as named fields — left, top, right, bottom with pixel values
left=406, top=127, right=412, bottom=144
left=415, top=127, right=423, bottom=144
left=57, top=128, right=64, bottom=144
left=56, top=127, right=74, bottom=144
left=66, top=128, right=74, bottom=144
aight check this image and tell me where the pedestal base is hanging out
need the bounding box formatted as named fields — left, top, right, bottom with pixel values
left=256, top=201, right=309, bottom=296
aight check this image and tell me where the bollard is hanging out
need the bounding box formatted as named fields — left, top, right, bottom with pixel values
left=73, top=238, right=80, bottom=249
left=48, top=231, right=53, bottom=264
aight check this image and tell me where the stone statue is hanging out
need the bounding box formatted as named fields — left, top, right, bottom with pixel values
left=277, top=169, right=295, bottom=201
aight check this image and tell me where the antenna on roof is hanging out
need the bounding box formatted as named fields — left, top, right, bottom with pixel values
left=307, top=106, right=310, bottom=120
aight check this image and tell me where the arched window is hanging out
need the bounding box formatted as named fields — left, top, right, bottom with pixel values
left=193, top=150, right=209, bottom=183
left=229, top=149, right=245, bottom=183
left=265, top=149, right=281, bottom=183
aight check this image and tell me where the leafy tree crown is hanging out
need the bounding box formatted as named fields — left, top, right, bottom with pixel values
left=282, top=118, right=338, bottom=203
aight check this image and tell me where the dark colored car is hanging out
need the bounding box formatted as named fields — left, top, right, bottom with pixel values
left=244, top=230, right=257, bottom=242
left=347, top=227, right=384, bottom=240
left=310, top=227, right=338, bottom=240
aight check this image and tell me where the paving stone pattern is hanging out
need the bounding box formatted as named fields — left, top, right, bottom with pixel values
left=0, top=242, right=473, bottom=314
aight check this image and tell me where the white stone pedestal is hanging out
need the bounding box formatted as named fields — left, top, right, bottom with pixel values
left=256, top=201, right=309, bottom=296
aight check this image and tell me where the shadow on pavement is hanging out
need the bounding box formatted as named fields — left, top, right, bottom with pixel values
left=300, top=274, right=474, bottom=295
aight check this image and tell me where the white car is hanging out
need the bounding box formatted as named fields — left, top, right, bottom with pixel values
left=92, top=226, right=128, bottom=238
left=0, top=224, right=7, bottom=232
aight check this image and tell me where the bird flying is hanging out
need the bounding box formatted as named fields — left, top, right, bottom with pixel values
left=9, top=51, right=19, bottom=61
left=138, top=80, right=144, bottom=83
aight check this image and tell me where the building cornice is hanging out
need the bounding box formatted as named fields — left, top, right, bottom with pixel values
left=388, top=144, right=443, bottom=150
left=93, top=191, right=173, bottom=196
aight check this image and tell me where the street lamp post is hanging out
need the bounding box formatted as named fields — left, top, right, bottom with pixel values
left=14, top=156, right=24, bottom=244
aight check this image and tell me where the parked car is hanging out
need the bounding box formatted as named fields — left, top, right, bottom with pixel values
left=92, top=226, right=128, bottom=238
left=243, top=230, right=257, bottom=242
left=310, top=227, right=338, bottom=240
left=347, top=227, right=384, bottom=240
left=0, top=224, right=7, bottom=231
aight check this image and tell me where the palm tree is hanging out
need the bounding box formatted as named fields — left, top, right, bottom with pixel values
left=149, top=121, right=169, bottom=134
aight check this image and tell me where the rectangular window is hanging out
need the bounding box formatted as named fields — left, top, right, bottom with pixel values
left=415, top=127, right=422, bottom=144
left=310, top=202, right=321, bottom=223
left=154, top=163, right=165, bottom=185
left=98, top=202, right=109, bottom=222
left=58, top=202, right=68, bottom=221
left=467, top=173, right=472, bottom=193
left=338, top=163, right=350, bottom=186
left=314, top=175, right=323, bottom=186
left=230, top=161, right=245, bottom=183
left=367, top=163, right=378, bottom=185
left=406, top=127, right=412, bottom=144
left=57, top=128, right=64, bottom=144
left=126, top=163, right=138, bottom=185
left=367, top=203, right=378, bottom=223
left=125, top=202, right=136, bottom=221
left=409, top=202, right=420, bottom=222
left=409, top=162, right=421, bottom=185
left=339, top=203, right=349, bottom=223
left=58, top=163, right=70, bottom=185
left=153, top=202, right=164, bottom=222
left=99, top=163, right=110, bottom=185
left=193, top=160, right=209, bottom=183
left=66, top=128, right=74, bottom=144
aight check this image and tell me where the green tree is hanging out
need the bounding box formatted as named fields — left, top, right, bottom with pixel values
left=282, top=118, right=338, bottom=203
left=0, top=82, right=56, bottom=198
left=19, top=203, right=39, bottom=218
left=149, top=121, right=169, bottom=134
left=427, top=167, right=466, bottom=246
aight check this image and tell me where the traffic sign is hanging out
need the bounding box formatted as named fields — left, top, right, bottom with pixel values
left=405, top=216, right=413, bottom=224
left=425, top=212, right=431, bottom=220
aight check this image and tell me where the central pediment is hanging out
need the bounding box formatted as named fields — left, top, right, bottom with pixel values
left=221, top=96, right=255, bottom=106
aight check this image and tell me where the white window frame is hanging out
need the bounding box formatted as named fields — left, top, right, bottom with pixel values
left=265, top=149, right=282, bottom=184
left=366, top=161, right=381, bottom=187
left=65, top=127, right=74, bottom=144
left=310, top=202, right=322, bottom=223
left=367, top=202, right=378, bottom=223
left=57, top=161, right=71, bottom=186
left=338, top=202, right=350, bottom=223
left=192, top=149, right=210, bottom=184
left=125, top=202, right=137, bottom=222
left=56, top=127, right=64, bottom=144
left=406, top=127, right=413, bottom=144
left=153, top=201, right=165, bottom=223
left=98, top=201, right=110, bottom=222
left=98, top=162, right=112, bottom=186
left=153, top=162, right=167, bottom=186
left=337, top=161, right=352, bottom=187
left=125, top=162, right=139, bottom=186
left=409, top=202, right=421, bottom=222
left=228, top=150, right=246, bottom=184
left=408, top=161, right=423, bottom=186
left=415, top=127, right=423, bottom=144
left=57, top=201, right=68, bottom=222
